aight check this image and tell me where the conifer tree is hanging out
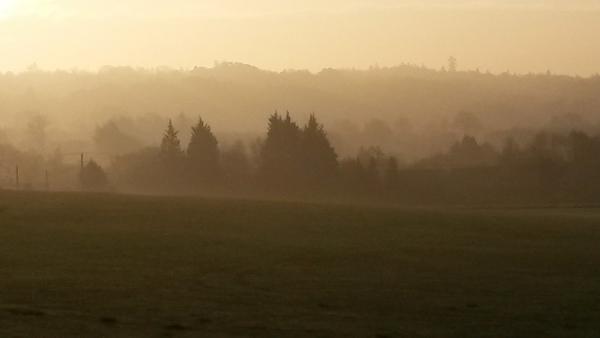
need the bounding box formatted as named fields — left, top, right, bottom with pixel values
left=301, top=114, right=338, bottom=185
left=159, top=120, right=185, bottom=189
left=259, top=111, right=302, bottom=189
left=187, top=117, right=219, bottom=181
left=160, top=119, right=183, bottom=162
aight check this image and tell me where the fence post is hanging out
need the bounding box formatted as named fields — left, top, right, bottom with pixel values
left=80, top=153, right=84, bottom=191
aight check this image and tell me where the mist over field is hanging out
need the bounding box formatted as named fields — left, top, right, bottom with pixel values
left=2, top=1, right=600, bottom=337
left=1, top=63, right=598, bottom=150
left=1, top=63, right=600, bottom=203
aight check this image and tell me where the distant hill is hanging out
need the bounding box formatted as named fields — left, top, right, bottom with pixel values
left=0, top=63, right=598, bottom=158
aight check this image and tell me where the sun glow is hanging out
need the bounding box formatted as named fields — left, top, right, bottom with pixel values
left=0, top=0, right=15, bottom=18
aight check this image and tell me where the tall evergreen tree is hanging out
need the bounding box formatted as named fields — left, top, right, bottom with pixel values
left=187, top=117, right=219, bottom=181
left=301, top=114, right=338, bottom=185
left=160, top=119, right=183, bottom=162
left=259, top=111, right=302, bottom=189
left=159, top=120, right=185, bottom=189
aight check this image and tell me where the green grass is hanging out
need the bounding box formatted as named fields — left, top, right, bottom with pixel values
left=1, top=191, right=600, bottom=337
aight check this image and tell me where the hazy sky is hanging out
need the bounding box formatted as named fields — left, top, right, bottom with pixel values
left=1, top=0, right=600, bottom=75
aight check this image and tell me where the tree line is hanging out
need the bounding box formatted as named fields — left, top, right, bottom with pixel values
left=3, top=63, right=600, bottom=163
left=73, top=112, right=600, bottom=205
left=103, top=112, right=337, bottom=196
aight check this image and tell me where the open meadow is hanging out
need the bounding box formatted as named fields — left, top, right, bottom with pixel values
left=1, top=191, right=600, bottom=337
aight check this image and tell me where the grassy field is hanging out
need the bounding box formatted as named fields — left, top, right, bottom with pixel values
left=1, top=191, right=600, bottom=337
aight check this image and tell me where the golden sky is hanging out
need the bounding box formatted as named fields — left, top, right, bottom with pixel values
left=1, top=0, right=599, bottom=75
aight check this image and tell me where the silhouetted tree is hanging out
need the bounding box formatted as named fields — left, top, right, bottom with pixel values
left=301, top=114, right=338, bottom=186
left=444, top=135, right=497, bottom=168
left=159, top=119, right=185, bottom=188
left=259, top=112, right=302, bottom=190
left=160, top=119, right=183, bottom=163
left=187, top=117, right=220, bottom=183
left=80, top=159, right=109, bottom=191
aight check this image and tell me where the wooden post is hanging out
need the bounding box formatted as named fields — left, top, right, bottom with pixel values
left=15, top=165, right=19, bottom=190
left=80, top=153, right=84, bottom=191
left=45, top=170, right=49, bottom=190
